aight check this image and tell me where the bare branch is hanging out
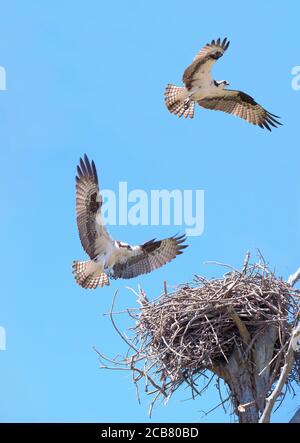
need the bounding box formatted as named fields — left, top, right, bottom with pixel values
left=288, top=267, right=300, bottom=287
left=259, top=322, right=300, bottom=423
left=109, top=289, right=139, bottom=353
left=97, top=255, right=300, bottom=421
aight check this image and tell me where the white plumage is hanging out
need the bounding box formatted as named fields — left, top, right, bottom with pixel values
left=72, top=155, right=187, bottom=289
left=164, top=37, right=282, bottom=130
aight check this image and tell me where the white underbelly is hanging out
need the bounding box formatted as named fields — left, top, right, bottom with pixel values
left=104, top=246, right=136, bottom=269
left=105, top=251, right=117, bottom=268
left=191, top=84, right=219, bottom=100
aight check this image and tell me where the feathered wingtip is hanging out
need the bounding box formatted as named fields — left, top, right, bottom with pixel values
left=171, top=233, right=188, bottom=255
left=76, top=154, right=98, bottom=184
left=208, top=37, right=230, bottom=51
left=259, top=111, right=283, bottom=131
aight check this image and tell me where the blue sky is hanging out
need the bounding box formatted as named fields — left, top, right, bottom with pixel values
left=0, top=1, right=299, bottom=423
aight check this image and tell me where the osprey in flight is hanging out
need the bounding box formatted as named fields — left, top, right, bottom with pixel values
left=164, top=38, right=282, bottom=130
left=72, top=155, right=187, bottom=289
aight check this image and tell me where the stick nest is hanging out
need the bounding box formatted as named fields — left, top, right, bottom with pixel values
left=97, top=254, right=300, bottom=414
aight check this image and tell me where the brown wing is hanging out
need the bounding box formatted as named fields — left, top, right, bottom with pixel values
left=112, top=234, right=188, bottom=279
left=198, top=90, right=282, bottom=130
left=183, top=38, right=230, bottom=90
left=76, top=154, right=111, bottom=259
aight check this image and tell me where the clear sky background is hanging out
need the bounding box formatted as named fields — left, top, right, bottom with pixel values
left=0, top=1, right=299, bottom=423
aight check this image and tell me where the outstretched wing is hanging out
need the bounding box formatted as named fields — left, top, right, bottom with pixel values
left=112, top=234, right=188, bottom=279
left=183, top=38, right=230, bottom=90
left=76, top=154, right=112, bottom=259
left=198, top=90, right=282, bottom=130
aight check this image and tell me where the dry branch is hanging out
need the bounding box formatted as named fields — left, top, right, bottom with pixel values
left=259, top=322, right=300, bottom=423
left=96, top=254, right=300, bottom=421
left=288, top=268, right=300, bottom=287
left=257, top=268, right=300, bottom=423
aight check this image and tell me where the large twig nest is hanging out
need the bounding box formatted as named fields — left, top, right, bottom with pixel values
left=97, top=254, right=300, bottom=416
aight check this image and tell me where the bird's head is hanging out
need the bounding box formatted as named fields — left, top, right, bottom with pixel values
left=215, top=80, right=230, bottom=89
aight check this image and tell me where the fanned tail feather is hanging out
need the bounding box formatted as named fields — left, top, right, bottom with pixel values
left=72, top=260, right=110, bottom=289
left=164, top=84, right=195, bottom=119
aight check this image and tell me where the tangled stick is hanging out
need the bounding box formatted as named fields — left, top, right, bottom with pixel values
left=96, top=253, right=300, bottom=421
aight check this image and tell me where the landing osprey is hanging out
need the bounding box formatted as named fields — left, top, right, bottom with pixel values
left=164, top=38, right=282, bottom=130
left=72, top=155, right=187, bottom=289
